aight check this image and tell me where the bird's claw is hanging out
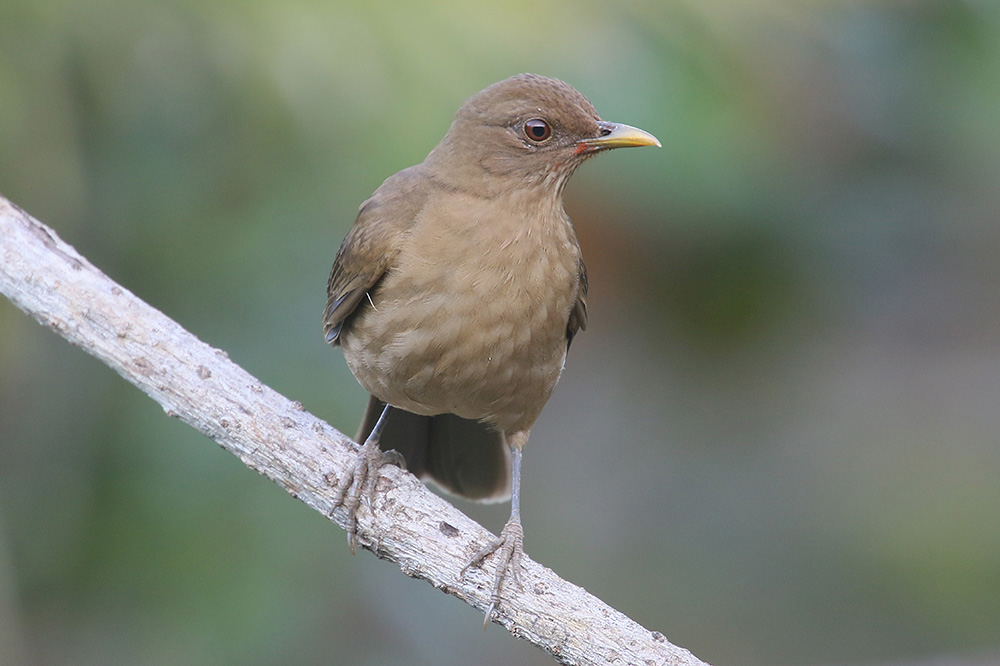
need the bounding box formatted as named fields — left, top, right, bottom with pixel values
left=330, top=439, right=405, bottom=554
left=461, top=518, right=525, bottom=627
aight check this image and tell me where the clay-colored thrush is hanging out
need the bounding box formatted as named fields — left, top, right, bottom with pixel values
left=324, top=73, right=659, bottom=621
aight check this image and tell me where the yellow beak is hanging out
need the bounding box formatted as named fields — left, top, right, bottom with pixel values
left=577, top=121, right=661, bottom=154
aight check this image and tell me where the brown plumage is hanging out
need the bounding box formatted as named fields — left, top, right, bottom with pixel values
left=324, top=73, right=659, bottom=622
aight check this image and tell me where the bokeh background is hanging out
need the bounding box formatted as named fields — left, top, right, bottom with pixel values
left=2, top=1, right=999, bottom=665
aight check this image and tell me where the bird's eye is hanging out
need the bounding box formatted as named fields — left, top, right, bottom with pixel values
left=524, top=118, right=552, bottom=143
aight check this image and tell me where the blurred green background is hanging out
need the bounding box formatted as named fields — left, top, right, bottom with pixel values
left=2, top=1, right=999, bottom=665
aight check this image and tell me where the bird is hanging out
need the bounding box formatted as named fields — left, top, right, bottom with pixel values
left=323, top=73, right=659, bottom=623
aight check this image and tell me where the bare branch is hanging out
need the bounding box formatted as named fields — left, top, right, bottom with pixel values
left=0, top=195, right=709, bottom=666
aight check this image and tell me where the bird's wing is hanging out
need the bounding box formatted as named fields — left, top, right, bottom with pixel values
left=324, top=166, right=429, bottom=345
left=566, top=259, right=588, bottom=349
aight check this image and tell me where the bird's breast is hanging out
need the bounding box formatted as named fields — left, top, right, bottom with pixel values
left=340, top=191, right=582, bottom=433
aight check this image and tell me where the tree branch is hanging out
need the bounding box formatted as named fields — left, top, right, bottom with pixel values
left=0, top=195, right=709, bottom=666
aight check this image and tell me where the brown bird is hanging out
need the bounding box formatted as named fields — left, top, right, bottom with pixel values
left=324, top=73, right=659, bottom=621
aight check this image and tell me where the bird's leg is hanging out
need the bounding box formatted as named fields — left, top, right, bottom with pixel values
left=330, top=403, right=405, bottom=554
left=461, top=444, right=526, bottom=626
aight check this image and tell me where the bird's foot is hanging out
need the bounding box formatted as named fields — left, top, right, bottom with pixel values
left=330, top=437, right=405, bottom=554
left=461, top=517, right=524, bottom=627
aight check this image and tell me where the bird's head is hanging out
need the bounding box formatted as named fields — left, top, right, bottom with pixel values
left=425, top=73, right=660, bottom=197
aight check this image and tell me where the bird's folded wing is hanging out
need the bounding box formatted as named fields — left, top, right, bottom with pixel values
left=324, top=166, right=431, bottom=344
left=566, top=260, right=588, bottom=348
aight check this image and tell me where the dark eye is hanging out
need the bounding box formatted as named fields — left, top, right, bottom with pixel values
left=524, top=118, right=552, bottom=143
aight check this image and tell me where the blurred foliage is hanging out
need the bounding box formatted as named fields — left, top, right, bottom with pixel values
left=3, top=1, right=1000, bottom=665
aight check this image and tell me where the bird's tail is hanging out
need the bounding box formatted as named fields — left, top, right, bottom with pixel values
left=357, top=395, right=512, bottom=502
